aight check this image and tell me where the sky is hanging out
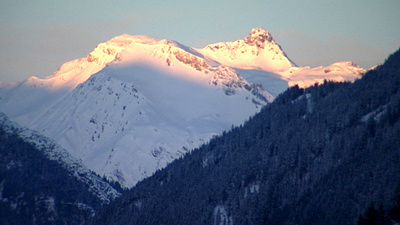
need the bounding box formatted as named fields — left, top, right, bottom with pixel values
left=1, top=0, right=399, bottom=82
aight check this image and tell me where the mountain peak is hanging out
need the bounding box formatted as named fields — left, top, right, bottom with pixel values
left=249, top=27, right=271, bottom=37
left=200, top=28, right=294, bottom=71
left=244, top=28, right=273, bottom=48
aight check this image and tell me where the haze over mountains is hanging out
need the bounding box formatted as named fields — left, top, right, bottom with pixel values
left=0, top=28, right=366, bottom=188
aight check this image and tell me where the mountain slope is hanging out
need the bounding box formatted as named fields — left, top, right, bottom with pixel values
left=92, top=48, right=400, bottom=225
left=0, top=113, right=120, bottom=224
left=0, top=28, right=366, bottom=188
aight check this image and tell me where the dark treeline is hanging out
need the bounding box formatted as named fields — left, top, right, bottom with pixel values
left=93, top=48, right=400, bottom=225
left=0, top=123, right=108, bottom=224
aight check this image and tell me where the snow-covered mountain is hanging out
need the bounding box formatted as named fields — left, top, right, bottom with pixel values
left=0, top=28, right=366, bottom=187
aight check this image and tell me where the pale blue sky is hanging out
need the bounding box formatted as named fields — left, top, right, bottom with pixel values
left=1, top=0, right=399, bottom=82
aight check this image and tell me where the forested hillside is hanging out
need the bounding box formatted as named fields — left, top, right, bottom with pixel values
left=0, top=115, right=121, bottom=224
left=93, top=48, right=400, bottom=225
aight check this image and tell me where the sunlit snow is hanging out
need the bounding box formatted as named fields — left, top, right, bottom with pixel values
left=0, top=28, right=365, bottom=187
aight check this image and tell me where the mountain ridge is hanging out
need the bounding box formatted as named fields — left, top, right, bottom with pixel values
left=1, top=28, right=365, bottom=91
left=0, top=112, right=121, bottom=224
